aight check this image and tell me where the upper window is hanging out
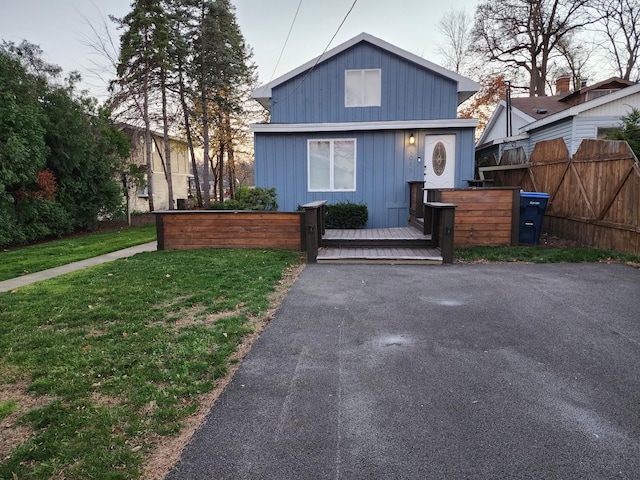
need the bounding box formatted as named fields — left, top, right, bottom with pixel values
left=308, top=139, right=356, bottom=192
left=345, top=69, right=381, bottom=107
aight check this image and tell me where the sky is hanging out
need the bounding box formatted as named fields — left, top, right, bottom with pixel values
left=0, top=0, right=479, bottom=101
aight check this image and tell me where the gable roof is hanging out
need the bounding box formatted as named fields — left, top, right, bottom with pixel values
left=559, top=77, right=636, bottom=105
left=252, top=32, right=479, bottom=111
left=477, top=79, right=640, bottom=149
left=522, top=81, right=640, bottom=132
left=510, top=96, right=569, bottom=120
left=475, top=99, right=537, bottom=148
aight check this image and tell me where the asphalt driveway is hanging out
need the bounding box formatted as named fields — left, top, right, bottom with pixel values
left=167, top=263, right=640, bottom=479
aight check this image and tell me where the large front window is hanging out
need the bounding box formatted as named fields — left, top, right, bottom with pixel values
left=308, top=139, right=356, bottom=192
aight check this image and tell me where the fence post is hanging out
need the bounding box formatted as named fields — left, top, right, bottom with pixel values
left=440, top=206, right=456, bottom=264
left=301, top=201, right=327, bottom=263
left=425, top=201, right=456, bottom=264
left=304, top=207, right=319, bottom=263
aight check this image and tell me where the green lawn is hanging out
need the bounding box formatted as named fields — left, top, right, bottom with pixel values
left=0, top=248, right=303, bottom=479
left=455, top=245, right=640, bottom=264
left=0, top=225, right=157, bottom=282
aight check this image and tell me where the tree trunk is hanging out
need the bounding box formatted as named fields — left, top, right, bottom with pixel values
left=225, top=112, right=235, bottom=199
left=143, top=58, right=154, bottom=212
left=218, top=137, right=225, bottom=203
left=227, top=143, right=235, bottom=200
left=201, top=88, right=211, bottom=208
left=177, top=60, right=202, bottom=207
left=161, top=66, right=174, bottom=209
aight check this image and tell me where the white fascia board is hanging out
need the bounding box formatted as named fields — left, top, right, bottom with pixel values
left=252, top=32, right=479, bottom=108
left=476, top=133, right=529, bottom=151
left=476, top=101, right=506, bottom=146
left=476, top=101, right=535, bottom=147
left=522, top=82, right=640, bottom=132
left=251, top=119, right=478, bottom=133
left=476, top=100, right=536, bottom=148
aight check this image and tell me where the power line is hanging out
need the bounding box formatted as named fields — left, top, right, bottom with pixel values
left=269, top=0, right=303, bottom=83
left=272, top=0, right=359, bottom=106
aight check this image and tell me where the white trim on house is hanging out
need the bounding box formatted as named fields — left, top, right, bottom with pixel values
left=251, top=119, right=478, bottom=133
left=252, top=32, right=479, bottom=109
left=521, top=82, right=640, bottom=132
left=475, top=100, right=536, bottom=147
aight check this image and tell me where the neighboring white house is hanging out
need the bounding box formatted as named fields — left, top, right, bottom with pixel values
left=476, top=77, right=639, bottom=164
left=120, top=124, right=195, bottom=212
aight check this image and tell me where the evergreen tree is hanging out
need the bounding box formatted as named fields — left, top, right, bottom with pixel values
left=607, top=107, right=640, bottom=159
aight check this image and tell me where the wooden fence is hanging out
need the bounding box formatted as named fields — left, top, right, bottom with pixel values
left=409, top=184, right=520, bottom=247
left=489, top=139, right=640, bottom=256
left=440, top=188, right=520, bottom=248
left=155, top=211, right=305, bottom=251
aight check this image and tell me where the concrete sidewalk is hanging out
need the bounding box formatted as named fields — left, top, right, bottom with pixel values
left=168, top=262, right=640, bottom=480
left=0, top=241, right=157, bottom=292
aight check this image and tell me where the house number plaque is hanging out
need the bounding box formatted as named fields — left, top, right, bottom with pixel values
left=432, top=141, right=446, bottom=176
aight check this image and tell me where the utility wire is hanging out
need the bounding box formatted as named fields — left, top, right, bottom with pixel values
left=269, top=0, right=303, bottom=83
left=272, top=0, right=359, bottom=106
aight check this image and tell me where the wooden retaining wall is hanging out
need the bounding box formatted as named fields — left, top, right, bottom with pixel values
left=489, top=139, right=640, bottom=256
left=155, top=211, right=304, bottom=251
left=439, top=188, right=519, bottom=247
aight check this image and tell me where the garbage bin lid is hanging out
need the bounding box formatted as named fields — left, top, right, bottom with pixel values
left=520, top=191, right=550, bottom=199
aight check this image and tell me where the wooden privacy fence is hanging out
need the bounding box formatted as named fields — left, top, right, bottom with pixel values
left=154, top=202, right=327, bottom=262
left=489, top=139, right=640, bottom=256
left=439, top=188, right=520, bottom=248
left=409, top=184, right=520, bottom=247
left=155, top=211, right=305, bottom=251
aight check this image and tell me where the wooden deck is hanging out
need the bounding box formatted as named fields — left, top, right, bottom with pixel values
left=323, top=227, right=428, bottom=241
left=317, top=227, right=442, bottom=264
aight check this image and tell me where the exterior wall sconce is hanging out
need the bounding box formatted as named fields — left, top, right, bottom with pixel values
left=409, top=133, right=415, bottom=145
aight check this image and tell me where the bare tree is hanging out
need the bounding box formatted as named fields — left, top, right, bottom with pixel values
left=472, top=0, right=600, bottom=96
left=597, top=0, right=640, bottom=81
left=554, top=32, right=596, bottom=90
left=436, top=9, right=475, bottom=75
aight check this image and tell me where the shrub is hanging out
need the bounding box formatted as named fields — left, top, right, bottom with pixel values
left=325, top=201, right=368, bottom=229
left=209, top=187, right=278, bottom=211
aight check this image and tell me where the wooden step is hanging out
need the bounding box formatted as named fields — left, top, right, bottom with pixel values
left=317, top=247, right=442, bottom=265
left=322, top=227, right=432, bottom=248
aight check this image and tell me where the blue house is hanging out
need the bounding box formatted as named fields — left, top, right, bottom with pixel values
left=251, top=33, right=479, bottom=228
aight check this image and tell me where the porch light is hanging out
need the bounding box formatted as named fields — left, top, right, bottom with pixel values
left=409, top=133, right=415, bottom=145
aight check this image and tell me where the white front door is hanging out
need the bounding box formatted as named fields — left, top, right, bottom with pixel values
left=424, top=135, right=456, bottom=201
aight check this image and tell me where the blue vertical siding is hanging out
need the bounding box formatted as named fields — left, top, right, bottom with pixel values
left=270, top=42, right=458, bottom=124
left=255, top=128, right=476, bottom=228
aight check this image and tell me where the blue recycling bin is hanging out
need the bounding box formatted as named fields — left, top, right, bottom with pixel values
left=519, top=192, right=550, bottom=245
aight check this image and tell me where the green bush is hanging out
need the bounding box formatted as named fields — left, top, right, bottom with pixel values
left=209, top=187, right=278, bottom=211
left=325, top=201, right=368, bottom=229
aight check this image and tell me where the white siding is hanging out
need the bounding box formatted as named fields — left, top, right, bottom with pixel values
left=528, top=120, right=572, bottom=156
left=580, top=92, right=640, bottom=117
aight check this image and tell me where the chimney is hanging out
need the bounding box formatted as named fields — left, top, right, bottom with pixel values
left=556, top=75, right=571, bottom=95
left=580, top=79, right=588, bottom=89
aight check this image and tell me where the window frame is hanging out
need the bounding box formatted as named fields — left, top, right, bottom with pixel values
left=307, top=138, right=357, bottom=192
left=344, top=69, right=381, bottom=107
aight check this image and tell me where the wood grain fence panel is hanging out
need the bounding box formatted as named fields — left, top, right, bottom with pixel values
left=156, top=211, right=304, bottom=250
left=441, top=188, right=518, bottom=247
left=495, top=139, right=640, bottom=256
left=530, top=138, right=570, bottom=164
